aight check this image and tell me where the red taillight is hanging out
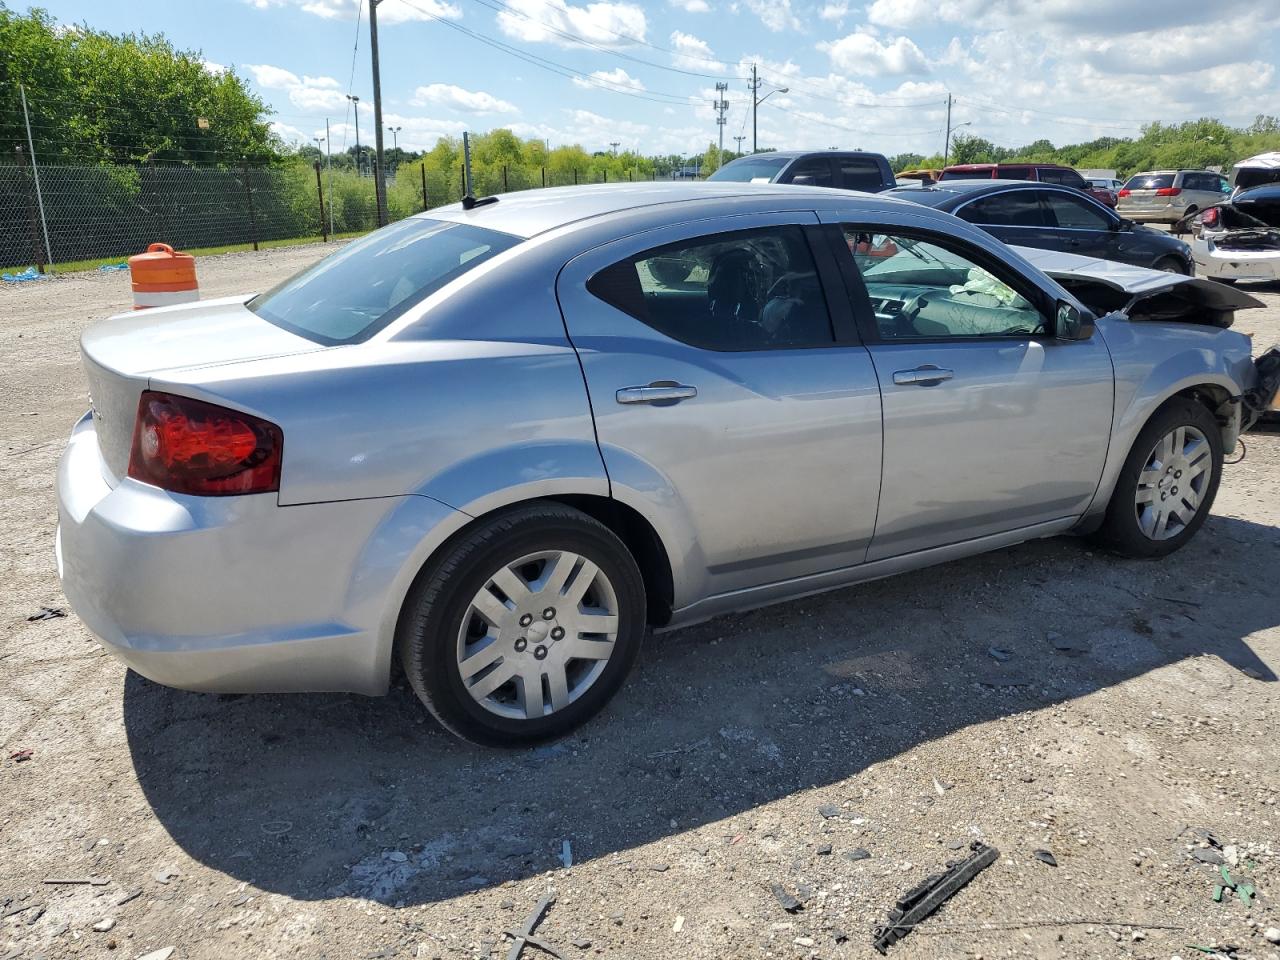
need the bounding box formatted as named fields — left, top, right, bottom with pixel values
left=1118, top=189, right=1130, bottom=197
left=128, top=391, right=283, bottom=496
left=1154, top=187, right=1182, bottom=196
left=1201, top=207, right=1220, bottom=228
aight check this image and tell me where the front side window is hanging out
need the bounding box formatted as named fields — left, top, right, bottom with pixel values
left=1042, top=192, right=1112, bottom=229
left=785, top=157, right=834, bottom=187
left=841, top=228, right=1044, bottom=339
left=586, top=226, right=834, bottom=350
left=250, top=218, right=521, bottom=344
left=957, top=191, right=1048, bottom=227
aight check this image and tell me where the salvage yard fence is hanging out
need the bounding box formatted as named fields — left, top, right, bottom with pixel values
left=0, top=153, right=664, bottom=272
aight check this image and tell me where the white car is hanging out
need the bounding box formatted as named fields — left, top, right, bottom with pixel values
left=1189, top=183, right=1280, bottom=283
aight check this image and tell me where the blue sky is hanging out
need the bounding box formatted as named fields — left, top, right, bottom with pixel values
left=38, top=0, right=1280, bottom=158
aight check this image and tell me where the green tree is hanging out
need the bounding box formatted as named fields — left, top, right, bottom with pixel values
left=0, top=3, right=274, bottom=165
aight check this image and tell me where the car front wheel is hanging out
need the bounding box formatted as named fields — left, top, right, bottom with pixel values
left=1094, top=398, right=1223, bottom=558
left=398, top=503, right=646, bottom=746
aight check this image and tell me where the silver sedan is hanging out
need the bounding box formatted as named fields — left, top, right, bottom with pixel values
left=56, top=183, right=1278, bottom=745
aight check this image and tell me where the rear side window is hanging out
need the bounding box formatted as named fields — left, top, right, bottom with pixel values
left=940, top=168, right=989, bottom=180
left=839, top=157, right=888, bottom=191
left=1039, top=167, right=1086, bottom=188
left=1124, top=174, right=1174, bottom=190
left=957, top=191, right=1048, bottom=226
left=586, top=226, right=834, bottom=350
left=250, top=218, right=520, bottom=344
left=998, top=166, right=1033, bottom=180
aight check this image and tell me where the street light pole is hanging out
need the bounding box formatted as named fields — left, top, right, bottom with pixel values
left=347, top=94, right=361, bottom=174
left=369, top=0, right=388, bottom=226
left=733, top=135, right=746, bottom=155
left=389, top=125, right=401, bottom=152
left=750, top=66, right=788, bottom=155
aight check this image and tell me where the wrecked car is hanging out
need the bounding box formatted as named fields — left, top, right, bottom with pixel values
left=55, top=184, right=1280, bottom=745
left=1184, top=183, right=1280, bottom=284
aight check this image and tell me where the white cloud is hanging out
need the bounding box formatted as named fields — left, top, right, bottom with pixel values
left=270, top=120, right=310, bottom=144
left=495, top=0, right=646, bottom=48
left=246, top=64, right=350, bottom=111
left=818, top=32, right=929, bottom=76
left=742, top=0, right=800, bottom=31
left=668, top=0, right=710, bottom=11
left=410, top=83, right=518, bottom=113
left=819, top=1, right=850, bottom=20
left=572, top=67, right=646, bottom=91
left=245, top=0, right=461, bottom=22
left=670, top=30, right=726, bottom=72
left=201, top=59, right=227, bottom=75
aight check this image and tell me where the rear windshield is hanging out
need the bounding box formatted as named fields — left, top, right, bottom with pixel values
left=939, top=168, right=991, bottom=180
left=250, top=218, right=521, bottom=344
left=1123, top=174, right=1174, bottom=190
left=708, top=156, right=789, bottom=183
left=1234, top=167, right=1280, bottom=191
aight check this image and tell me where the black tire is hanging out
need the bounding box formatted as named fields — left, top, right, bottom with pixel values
left=397, top=502, right=646, bottom=746
left=1153, top=256, right=1187, bottom=274
left=1093, top=398, right=1223, bottom=558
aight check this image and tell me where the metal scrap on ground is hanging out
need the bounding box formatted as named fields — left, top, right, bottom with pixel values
left=502, top=893, right=565, bottom=960
left=872, top=842, right=1000, bottom=954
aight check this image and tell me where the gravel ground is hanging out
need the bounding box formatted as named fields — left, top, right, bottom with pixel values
left=2, top=244, right=1279, bottom=960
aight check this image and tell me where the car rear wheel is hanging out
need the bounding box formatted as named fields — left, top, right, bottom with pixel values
left=398, top=503, right=646, bottom=746
left=1093, top=398, right=1222, bottom=558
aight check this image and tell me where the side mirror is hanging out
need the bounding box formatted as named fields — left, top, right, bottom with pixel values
left=1056, top=301, right=1095, bottom=341
left=1111, top=217, right=1133, bottom=231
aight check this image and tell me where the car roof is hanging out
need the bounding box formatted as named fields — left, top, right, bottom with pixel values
left=884, top=179, right=1086, bottom=208
left=424, top=181, right=904, bottom=239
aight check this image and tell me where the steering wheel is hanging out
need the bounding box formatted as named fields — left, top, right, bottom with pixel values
left=900, top=294, right=929, bottom=323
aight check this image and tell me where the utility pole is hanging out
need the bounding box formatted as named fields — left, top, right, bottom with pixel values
left=750, top=63, right=760, bottom=154
left=347, top=94, right=361, bottom=174
left=733, top=135, right=746, bottom=155
left=609, top=141, right=620, bottom=153
left=943, top=92, right=953, bottom=168
left=714, top=81, right=728, bottom=159
left=368, top=0, right=388, bottom=226
left=325, top=118, right=334, bottom=237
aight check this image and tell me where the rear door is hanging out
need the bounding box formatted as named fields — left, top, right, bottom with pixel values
left=557, top=212, right=883, bottom=604
left=817, top=216, right=1114, bottom=559
left=953, top=188, right=1058, bottom=250
left=780, top=156, right=836, bottom=187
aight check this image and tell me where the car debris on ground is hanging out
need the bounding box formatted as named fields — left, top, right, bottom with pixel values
left=501, top=893, right=564, bottom=960
left=872, top=842, right=1000, bottom=953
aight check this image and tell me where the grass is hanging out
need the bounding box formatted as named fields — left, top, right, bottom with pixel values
left=2, top=231, right=366, bottom=278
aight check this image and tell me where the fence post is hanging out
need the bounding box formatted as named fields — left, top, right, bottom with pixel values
left=573, top=168, right=578, bottom=185
left=241, top=161, right=259, bottom=252
left=629, top=169, right=633, bottom=182
left=14, top=146, right=46, bottom=274
left=314, top=161, right=328, bottom=242
left=502, top=164, right=508, bottom=193
left=421, top=163, right=429, bottom=211
left=541, top=166, right=546, bottom=188
left=603, top=169, right=608, bottom=184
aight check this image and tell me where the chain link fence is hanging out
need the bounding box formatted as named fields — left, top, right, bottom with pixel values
left=0, top=155, right=665, bottom=273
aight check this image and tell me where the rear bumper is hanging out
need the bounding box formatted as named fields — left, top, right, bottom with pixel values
left=56, top=412, right=466, bottom=695
left=1192, top=237, right=1280, bottom=281
left=1118, top=201, right=1188, bottom=223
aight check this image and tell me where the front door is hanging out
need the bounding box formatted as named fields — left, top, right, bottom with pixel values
left=556, top=213, right=883, bottom=605
left=1039, top=189, right=1122, bottom=260
left=821, top=221, right=1114, bottom=560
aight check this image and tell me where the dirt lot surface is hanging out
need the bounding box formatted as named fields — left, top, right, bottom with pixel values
left=2, top=245, right=1279, bottom=960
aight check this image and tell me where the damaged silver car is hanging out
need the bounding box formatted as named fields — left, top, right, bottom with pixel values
left=1184, top=152, right=1280, bottom=283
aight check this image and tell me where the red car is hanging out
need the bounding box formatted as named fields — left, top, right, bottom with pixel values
left=939, top=163, right=1112, bottom=204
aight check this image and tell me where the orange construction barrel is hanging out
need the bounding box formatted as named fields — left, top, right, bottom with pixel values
left=128, top=243, right=199, bottom=310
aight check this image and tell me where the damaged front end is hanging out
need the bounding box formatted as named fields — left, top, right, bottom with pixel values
left=1181, top=185, right=1280, bottom=282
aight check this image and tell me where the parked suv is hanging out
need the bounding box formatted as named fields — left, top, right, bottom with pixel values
left=1117, top=170, right=1229, bottom=224
left=940, top=162, right=1090, bottom=191
left=709, top=150, right=896, bottom=192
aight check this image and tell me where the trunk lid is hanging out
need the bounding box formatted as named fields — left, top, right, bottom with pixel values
left=1011, top=245, right=1264, bottom=327
left=81, top=295, right=324, bottom=482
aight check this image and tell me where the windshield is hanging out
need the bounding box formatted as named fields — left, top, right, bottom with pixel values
left=1123, top=173, right=1174, bottom=190
left=708, top=156, right=789, bottom=183
left=1234, top=167, right=1280, bottom=192
left=250, top=218, right=521, bottom=344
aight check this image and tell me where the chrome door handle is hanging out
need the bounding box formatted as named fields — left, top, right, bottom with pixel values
left=892, top=366, right=954, bottom=385
left=616, top=382, right=698, bottom=405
